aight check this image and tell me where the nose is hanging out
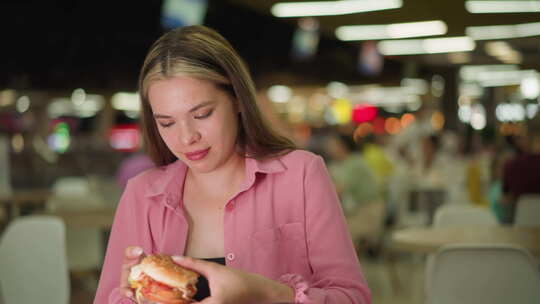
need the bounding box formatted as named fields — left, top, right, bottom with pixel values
left=178, top=121, right=201, bottom=145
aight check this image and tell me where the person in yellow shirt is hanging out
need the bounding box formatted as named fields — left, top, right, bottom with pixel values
left=358, top=134, right=394, bottom=197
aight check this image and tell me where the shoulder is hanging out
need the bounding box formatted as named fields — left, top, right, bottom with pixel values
left=277, top=149, right=323, bottom=167
left=275, top=149, right=330, bottom=180
left=125, top=161, right=184, bottom=193
left=128, top=166, right=164, bottom=184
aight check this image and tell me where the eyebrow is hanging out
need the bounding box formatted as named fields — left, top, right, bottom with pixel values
left=153, top=101, right=214, bottom=119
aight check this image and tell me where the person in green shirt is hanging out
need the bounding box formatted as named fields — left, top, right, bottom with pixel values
left=325, top=134, right=379, bottom=215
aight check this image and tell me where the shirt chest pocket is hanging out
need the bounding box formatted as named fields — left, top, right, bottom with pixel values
left=250, top=222, right=310, bottom=278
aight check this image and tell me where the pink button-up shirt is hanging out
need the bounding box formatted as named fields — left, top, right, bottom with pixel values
left=94, top=150, right=371, bottom=304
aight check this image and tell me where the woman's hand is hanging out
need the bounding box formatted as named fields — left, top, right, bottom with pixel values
left=172, top=256, right=294, bottom=304
left=119, top=246, right=145, bottom=301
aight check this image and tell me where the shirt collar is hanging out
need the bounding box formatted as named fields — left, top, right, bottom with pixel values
left=144, top=155, right=287, bottom=200
left=240, top=155, right=286, bottom=193
left=144, top=160, right=186, bottom=198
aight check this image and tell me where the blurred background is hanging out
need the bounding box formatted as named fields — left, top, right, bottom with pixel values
left=1, top=1, right=540, bottom=303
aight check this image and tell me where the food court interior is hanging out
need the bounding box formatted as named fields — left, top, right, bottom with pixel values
left=1, top=1, right=540, bottom=303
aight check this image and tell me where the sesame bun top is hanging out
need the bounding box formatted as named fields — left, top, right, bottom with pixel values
left=139, top=254, right=199, bottom=290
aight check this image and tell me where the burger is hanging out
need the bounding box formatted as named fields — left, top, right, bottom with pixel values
left=129, top=254, right=199, bottom=304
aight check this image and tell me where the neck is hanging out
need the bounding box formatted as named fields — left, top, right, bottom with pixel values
left=186, top=154, right=246, bottom=199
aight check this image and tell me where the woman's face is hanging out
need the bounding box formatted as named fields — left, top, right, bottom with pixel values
left=148, top=75, right=240, bottom=174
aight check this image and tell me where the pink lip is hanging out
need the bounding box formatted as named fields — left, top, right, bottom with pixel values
left=184, top=148, right=210, bottom=161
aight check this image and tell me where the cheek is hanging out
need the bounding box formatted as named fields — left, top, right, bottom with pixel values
left=204, top=115, right=236, bottom=142
left=156, top=128, right=177, bottom=148
left=219, top=116, right=239, bottom=142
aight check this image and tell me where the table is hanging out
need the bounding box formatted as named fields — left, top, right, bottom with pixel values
left=46, top=207, right=116, bottom=230
left=391, top=226, right=540, bottom=255
left=46, top=207, right=117, bottom=266
left=0, top=189, right=51, bottom=219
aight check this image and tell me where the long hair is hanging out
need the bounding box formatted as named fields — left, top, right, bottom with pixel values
left=138, top=25, right=295, bottom=166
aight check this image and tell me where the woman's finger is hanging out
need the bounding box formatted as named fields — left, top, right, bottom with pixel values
left=120, top=246, right=144, bottom=289
left=171, top=255, right=215, bottom=277
left=125, top=246, right=144, bottom=261
left=120, top=286, right=134, bottom=299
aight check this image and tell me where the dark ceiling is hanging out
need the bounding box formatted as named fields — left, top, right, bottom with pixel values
left=1, top=0, right=539, bottom=92
left=235, top=0, right=540, bottom=68
left=1, top=0, right=384, bottom=91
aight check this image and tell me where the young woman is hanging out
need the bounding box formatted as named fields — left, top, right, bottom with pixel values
left=94, top=25, right=371, bottom=304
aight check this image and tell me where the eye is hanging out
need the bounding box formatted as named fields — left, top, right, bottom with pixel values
left=194, top=109, right=213, bottom=119
left=157, top=121, right=174, bottom=128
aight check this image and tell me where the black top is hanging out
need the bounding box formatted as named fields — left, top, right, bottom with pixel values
left=193, top=257, right=226, bottom=301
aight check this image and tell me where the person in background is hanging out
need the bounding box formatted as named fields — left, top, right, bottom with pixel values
left=409, top=134, right=449, bottom=224
left=325, top=134, right=379, bottom=216
left=488, top=146, right=513, bottom=223
left=462, top=127, right=492, bottom=206
left=358, top=134, right=394, bottom=198
left=325, top=133, right=384, bottom=253
left=115, top=150, right=155, bottom=190
left=501, top=128, right=540, bottom=224
left=94, top=25, right=371, bottom=304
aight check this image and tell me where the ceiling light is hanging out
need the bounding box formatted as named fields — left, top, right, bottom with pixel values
left=466, top=1, right=540, bottom=13
left=401, top=78, right=429, bottom=94
left=377, top=36, right=475, bottom=55
left=0, top=89, right=16, bottom=107
left=476, top=70, right=538, bottom=87
left=424, top=37, right=476, bottom=54
left=71, top=88, right=86, bottom=106
left=112, top=92, right=140, bottom=111
left=271, top=0, right=402, bottom=18
left=327, top=81, right=349, bottom=98
left=377, top=39, right=424, bottom=55
left=336, top=20, right=446, bottom=41
left=467, top=22, right=540, bottom=40
left=527, top=104, right=539, bottom=119
left=517, top=21, right=540, bottom=37
left=496, top=103, right=526, bottom=122
left=448, top=52, right=472, bottom=64
left=521, top=74, right=540, bottom=99
left=484, top=41, right=523, bottom=64
left=267, top=85, right=292, bottom=103
left=349, top=85, right=422, bottom=106
left=76, top=94, right=105, bottom=118
left=460, top=64, right=518, bottom=81
left=16, top=96, right=30, bottom=113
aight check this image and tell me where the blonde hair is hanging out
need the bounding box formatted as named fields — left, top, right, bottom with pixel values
left=138, top=26, right=295, bottom=166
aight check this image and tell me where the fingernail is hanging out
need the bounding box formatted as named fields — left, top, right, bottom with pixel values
left=130, top=247, right=143, bottom=256
left=172, top=255, right=184, bottom=262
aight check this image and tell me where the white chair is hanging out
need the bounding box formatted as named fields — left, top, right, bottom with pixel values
left=426, top=205, right=499, bottom=294
left=433, top=205, right=498, bottom=228
left=425, top=244, right=540, bottom=304
left=0, top=215, right=70, bottom=304
left=515, top=194, right=540, bottom=227
left=46, top=176, right=105, bottom=275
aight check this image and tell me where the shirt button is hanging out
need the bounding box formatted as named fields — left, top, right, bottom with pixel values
left=225, top=203, right=235, bottom=212
left=226, top=253, right=235, bottom=261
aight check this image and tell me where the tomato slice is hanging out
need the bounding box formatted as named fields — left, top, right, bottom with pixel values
left=143, top=292, right=186, bottom=304
left=139, top=275, right=186, bottom=304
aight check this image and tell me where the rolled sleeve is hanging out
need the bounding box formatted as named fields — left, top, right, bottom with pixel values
left=301, top=156, right=371, bottom=304
left=94, top=180, right=144, bottom=304
left=278, top=273, right=309, bottom=303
